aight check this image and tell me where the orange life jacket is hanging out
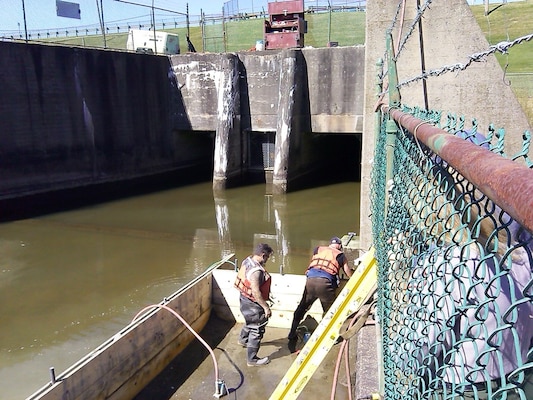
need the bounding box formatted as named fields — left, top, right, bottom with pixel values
left=234, top=258, right=271, bottom=302
left=306, top=246, right=342, bottom=276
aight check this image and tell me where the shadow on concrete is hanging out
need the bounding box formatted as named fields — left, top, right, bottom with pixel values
left=133, top=312, right=235, bottom=400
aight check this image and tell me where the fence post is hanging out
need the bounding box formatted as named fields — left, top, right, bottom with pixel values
left=384, top=32, right=400, bottom=214
left=222, top=9, right=227, bottom=53
left=374, top=58, right=384, bottom=148
left=201, top=10, right=205, bottom=52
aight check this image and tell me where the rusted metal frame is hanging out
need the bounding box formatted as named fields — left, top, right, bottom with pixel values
left=383, top=106, right=533, bottom=235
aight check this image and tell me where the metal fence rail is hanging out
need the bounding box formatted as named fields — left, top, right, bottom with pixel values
left=371, top=103, right=533, bottom=399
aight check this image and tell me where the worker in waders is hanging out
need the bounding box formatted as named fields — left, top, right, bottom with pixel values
left=287, top=236, right=353, bottom=342
left=234, top=243, right=274, bottom=366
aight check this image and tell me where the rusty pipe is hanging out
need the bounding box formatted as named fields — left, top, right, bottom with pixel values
left=383, top=106, right=533, bottom=234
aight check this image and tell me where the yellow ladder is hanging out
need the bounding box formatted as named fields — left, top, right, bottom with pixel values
left=269, top=247, right=377, bottom=400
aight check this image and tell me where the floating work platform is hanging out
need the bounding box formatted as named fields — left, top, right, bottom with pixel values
left=135, top=314, right=357, bottom=400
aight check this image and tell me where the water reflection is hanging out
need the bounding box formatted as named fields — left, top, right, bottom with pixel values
left=213, top=191, right=292, bottom=274
left=0, top=181, right=360, bottom=398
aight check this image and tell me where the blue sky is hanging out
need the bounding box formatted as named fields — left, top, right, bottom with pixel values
left=0, top=0, right=271, bottom=35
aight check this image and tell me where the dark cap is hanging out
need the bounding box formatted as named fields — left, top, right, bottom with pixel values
left=330, top=237, right=342, bottom=245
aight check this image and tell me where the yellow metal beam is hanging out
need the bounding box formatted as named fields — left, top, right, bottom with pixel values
left=269, top=247, right=377, bottom=400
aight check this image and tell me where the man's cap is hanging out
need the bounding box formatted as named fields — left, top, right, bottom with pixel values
left=330, top=237, right=342, bottom=245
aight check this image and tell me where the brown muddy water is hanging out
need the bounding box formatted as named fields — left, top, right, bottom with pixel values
left=0, top=181, right=361, bottom=399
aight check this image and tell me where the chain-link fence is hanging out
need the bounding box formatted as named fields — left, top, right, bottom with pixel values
left=371, top=102, right=533, bottom=399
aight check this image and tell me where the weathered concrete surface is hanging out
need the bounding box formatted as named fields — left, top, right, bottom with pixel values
left=0, top=42, right=364, bottom=200
left=212, top=54, right=242, bottom=192
left=359, top=0, right=532, bottom=250
left=0, top=41, right=213, bottom=200
left=303, top=46, right=365, bottom=133
left=171, top=47, right=365, bottom=134
left=358, top=1, right=533, bottom=397
left=170, top=47, right=364, bottom=192
left=354, top=324, right=381, bottom=400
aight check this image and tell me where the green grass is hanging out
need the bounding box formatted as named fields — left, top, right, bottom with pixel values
left=469, top=0, right=533, bottom=124
left=470, top=0, right=533, bottom=73
left=219, top=12, right=366, bottom=52
left=46, top=5, right=529, bottom=68
left=304, top=12, right=366, bottom=47
left=47, top=11, right=367, bottom=52
left=225, top=19, right=263, bottom=52
left=38, top=5, right=532, bottom=124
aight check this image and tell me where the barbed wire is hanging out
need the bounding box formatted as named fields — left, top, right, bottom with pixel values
left=386, top=1, right=406, bottom=37
left=380, top=0, right=405, bottom=70
left=394, top=0, right=434, bottom=60
left=396, top=32, right=533, bottom=88
left=379, top=0, right=433, bottom=91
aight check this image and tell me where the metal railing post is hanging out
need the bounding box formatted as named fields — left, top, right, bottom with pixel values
left=384, top=32, right=400, bottom=215
left=374, top=58, right=384, bottom=148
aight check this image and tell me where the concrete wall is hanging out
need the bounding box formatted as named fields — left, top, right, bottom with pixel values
left=357, top=1, right=533, bottom=397
left=304, top=47, right=365, bottom=133
left=0, top=41, right=364, bottom=200
left=0, top=41, right=213, bottom=200
left=170, top=46, right=365, bottom=192
left=359, top=0, right=532, bottom=251
left=171, top=47, right=365, bottom=134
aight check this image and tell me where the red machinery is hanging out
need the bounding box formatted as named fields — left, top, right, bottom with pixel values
left=264, top=0, right=306, bottom=50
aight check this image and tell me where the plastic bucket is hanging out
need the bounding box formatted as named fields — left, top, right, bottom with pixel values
left=255, top=40, right=265, bottom=51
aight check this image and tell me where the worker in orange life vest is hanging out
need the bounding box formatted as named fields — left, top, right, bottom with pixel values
left=287, top=236, right=353, bottom=341
left=234, top=243, right=274, bottom=366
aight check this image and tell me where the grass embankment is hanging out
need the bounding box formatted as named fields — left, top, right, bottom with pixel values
left=471, top=0, right=533, bottom=73
left=46, top=11, right=366, bottom=52
left=45, top=4, right=532, bottom=124
left=471, top=0, right=533, bottom=124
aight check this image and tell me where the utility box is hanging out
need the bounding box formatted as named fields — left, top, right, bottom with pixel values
left=126, top=29, right=180, bottom=55
left=264, top=0, right=306, bottom=50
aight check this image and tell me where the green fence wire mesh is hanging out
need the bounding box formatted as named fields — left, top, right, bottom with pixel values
left=371, top=106, right=533, bottom=399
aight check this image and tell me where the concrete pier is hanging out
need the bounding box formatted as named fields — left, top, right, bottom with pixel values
left=0, top=41, right=364, bottom=200
left=273, top=49, right=298, bottom=194
left=212, top=54, right=241, bottom=192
